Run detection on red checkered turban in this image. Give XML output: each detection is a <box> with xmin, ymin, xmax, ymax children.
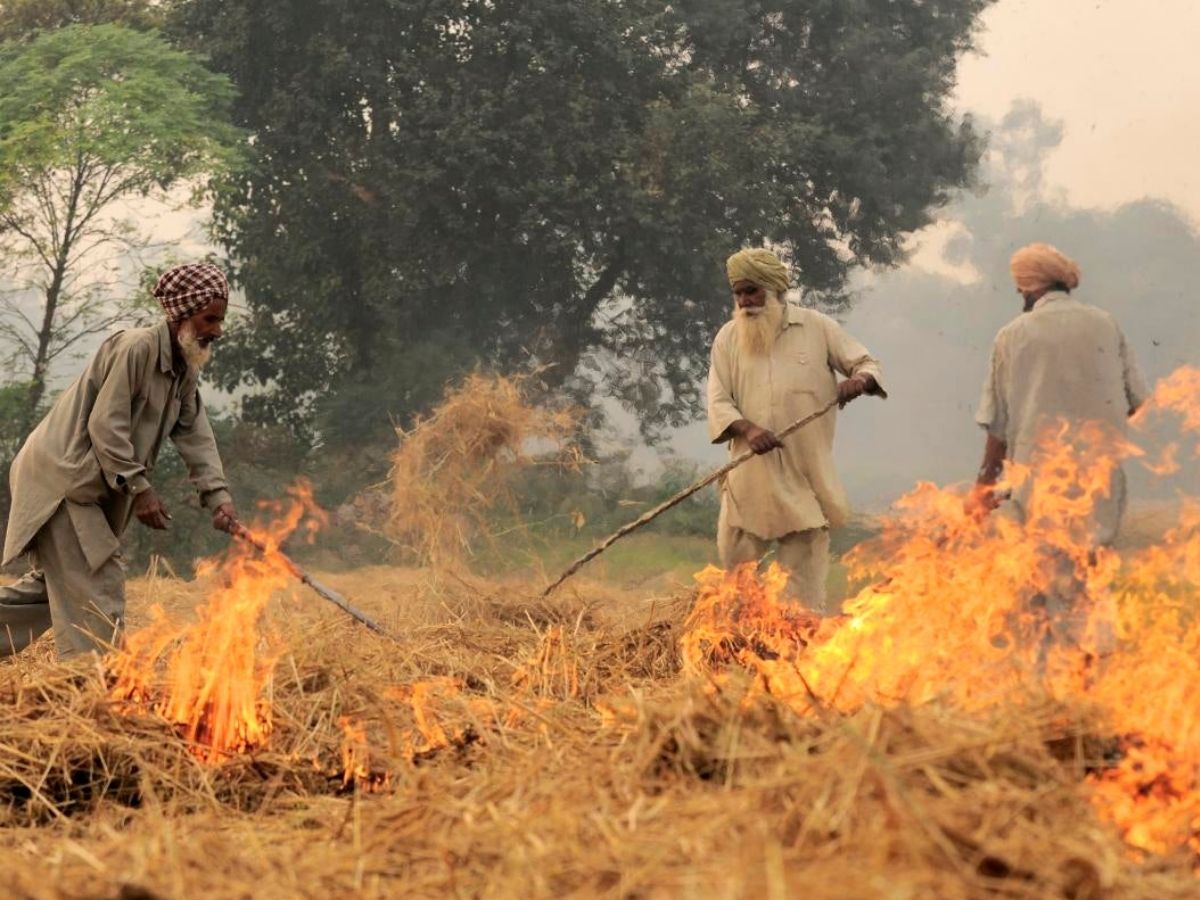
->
<box><xmin>152</xmin><ymin>263</ymin><xmax>229</xmax><ymax>322</ymax></box>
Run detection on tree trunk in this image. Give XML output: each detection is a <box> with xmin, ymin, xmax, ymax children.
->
<box><xmin>26</xmin><ymin>262</ymin><xmax>65</xmax><ymax>427</ymax></box>
<box><xmin>24</xmin><ymin>163</ymin><xmax>85</xmax><ymax>430</ymax></box>
<box><xmin>536</xmin><ymin>246</ymin><xmax>626</xmax><ymax>393</ymax></box>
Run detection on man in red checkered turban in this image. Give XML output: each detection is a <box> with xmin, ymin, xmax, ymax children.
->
<box><xmin>153</xmin><ymin>262</ymin><xmax>229</xmax><ymax>322</ymax></box>
<box><xmin>0</xmin><ymin>263</ymin><xmax>240</xmax><ymax>661</ymax></box>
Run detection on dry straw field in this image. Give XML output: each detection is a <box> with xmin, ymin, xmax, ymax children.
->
<box><xmin>3</xmin><ymin>371</ymin><xmax>1200</xmax><ymax>899</ymax></box>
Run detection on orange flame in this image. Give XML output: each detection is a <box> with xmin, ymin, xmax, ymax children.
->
<box><xmin>109</xmin><ymin>482</ymin><xmax>327</xmax><ymax>761</ymax></box>
<box><xmin>349</xmin><ymin>627</ymin><xmax>587</xmax><ymax>774</ymax></box>
<box><xmin>384</xmin><ymin>677</ymin><xmax>468</xmax><ymax>759</ymax></box>
<box><xmin>1133</xmin><ymin>366</ymin><xmax>1200</xmax><ymax>455</ymax></box>
<box><xmin>336</xmin><ymin>715</ymin><xmax>393</xmax><ymax>792</ymax></box>
<box><xmin>682</xmin><ymin>366</ymin><xmax>1200</xmax><ymax>861</ymax></box>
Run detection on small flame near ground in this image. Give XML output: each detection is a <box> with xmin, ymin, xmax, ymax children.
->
<box><xmin>108</xmin><ymin>482</ymin><xmax>327</xmax><ymax>762</ymax></box>
<box><xmin>681</xmin><ymin>366</ymin><xmax>1200</xmax><ymax>863</ymax></box>
<box><xmin>339</xmin><ymin>626</ymin><xmax>581</xmax><ymax>790</ymax></box>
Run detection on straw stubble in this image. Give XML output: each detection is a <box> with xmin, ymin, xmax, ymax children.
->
<box><xmin>0</xmin><ymin>566</ymin><xmax>1195</xmax><ymax>899</ymax></box>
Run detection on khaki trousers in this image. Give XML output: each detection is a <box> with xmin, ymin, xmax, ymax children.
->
<box><xmin>717</xmin><ymin>505</ymin><xmax>833</xmax><ymax>614</ymax></box>
<box><xmin>0</xmin><ymin>503</ymin><xmax>125</xmax><ymax>660</ymax></box>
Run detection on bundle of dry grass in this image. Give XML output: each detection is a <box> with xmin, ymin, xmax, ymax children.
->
<box><xmin>380</xmin><ymin>372</ymin><xmax>580</xmax><ymax>568</ymax></box>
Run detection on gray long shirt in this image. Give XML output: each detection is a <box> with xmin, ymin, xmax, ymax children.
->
<box><xmin>4</xmin><ymin>320</ymin><xmax>232</xmax><ymax>571</ymax></box>
<box><xmin>976</xmin><ymin>293</ymin><xmax>1149</xmax><ymax>543</ymax></box>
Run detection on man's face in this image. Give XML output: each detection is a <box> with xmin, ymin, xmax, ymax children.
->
<box><xmin>176</xmin><ymin>296</ymin><xmax>227</xmax><ymax>369</ymax></box>
<box><xmin>184</xmin><ymin>296</ymin><xmax>227</xmax><ymax>347</ymax></box>
<box><xmin>731</xmin><ymin>281</ymin><xmax>784</xmax><ymax>357</ymax></box>
<box><xmin>732</xmin><ymin>280</ymin><xmax>767</xmax><ymax>314</ymax></box>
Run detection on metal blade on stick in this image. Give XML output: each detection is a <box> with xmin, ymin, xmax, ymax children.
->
<box><xmin>233</xmin><ymin>525</ymin><xmax>395</xmax><ymax>639</ymax></box>
<box><xmin>540</xmin><ymin>399</ymin><xmax>839</xmax><ymax>598</ymax></box>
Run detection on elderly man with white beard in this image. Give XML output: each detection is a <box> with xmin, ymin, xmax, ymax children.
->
<box><xmin>0</xmin><ymin>263</ymin><xmax>240</xmax><ymax>660</ymax></box>
<box><xmin>707</xmin><ymin>248</ymin><xmax>885</xmax><ymax>613</ymax></box>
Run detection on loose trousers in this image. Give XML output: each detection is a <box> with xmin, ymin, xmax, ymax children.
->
<box><xmin>717</xmin><ymin>504</ymin><xmax>833</xmax><ymax>614</ymax></box>
<box><xmin>0</xmin><ymin>503</ymin><xmax>125</xmax><ymax>659</ymax></box>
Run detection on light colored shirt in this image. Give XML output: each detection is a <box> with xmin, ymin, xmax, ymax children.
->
<box><xmin>976</xmin><ymin>294</ymin><xmax>1148</xmax><ymax>458</ymax></box>
<box><xmin>975</xmin><ymin>293</ymin><xmax>1148</xmax><ymax>543</ymax></box>
<box><xmin>4</xmin><ymin>320</ymin><xmax>232</xmax><ymax>571</ymax></box>
<box><xmin>706</xmin><ymin>303</ymin><xmax>885</xmax><ymax>540</ymax></box>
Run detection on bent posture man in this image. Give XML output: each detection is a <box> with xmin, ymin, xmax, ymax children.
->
<box><xmin>707</xmin><ymin>248</ymin><xmax>885</xmax><ymax>613</ymax></box>
<box><xmin>972</xmin><ymin>242</ymin><xmax>1148</xmax><ymax>545</ymax></box>
<box><xmin>0</xmin><ymin>263</ymin><xmax>241</xmax><ymax>659</ymax></box>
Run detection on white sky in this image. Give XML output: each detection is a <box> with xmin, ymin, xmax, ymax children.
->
<box><xmin>954</xmin><ymin>0</ymin><xmax>1200</xmax><ymax>222</ymax></box>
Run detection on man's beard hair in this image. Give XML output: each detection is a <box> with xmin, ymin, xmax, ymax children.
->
<box><xmin>733</xmin><ymin>292</ymin><xmax>786</xmax><ymax>356</ymax></box>
<box><xmin>178</xmin><ymin>320</ymin><xmax>212</xmax><ymax>369</ymax></box>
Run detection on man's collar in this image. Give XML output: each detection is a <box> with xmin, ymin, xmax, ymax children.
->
<box><xmin>783</xmin><ymin>302</ymin><xmax>809</xmax><ymax>328</ymax></box>
<box><xmin>155</xmin><ymin>319</ymin><xmax>176</xmax><ymax>375</ymax></box>
<box><xmin>1032</xmin><ymin>291</ymin><xmax>1074</xmax><ymax>311</ymax></box>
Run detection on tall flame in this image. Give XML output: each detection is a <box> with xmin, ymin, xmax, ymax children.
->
<box><xmin>109</xmin><ymin>482</ymin><xmax>327</xmax><ymax>761</ymax></box>
<box><xmin>682</xmin><ymin>366</ymin><xmax>1200</xmax><ymax>861</ymax></box>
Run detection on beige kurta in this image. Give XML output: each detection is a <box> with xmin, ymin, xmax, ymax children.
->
<box><xmin>707</xmin><ymin>304</ymin><xmax>885</xmax><ymax>540</ymax></box>
<box><xmin>976</xmin><ymin>293</ymin><xmax>1148</xmax><ymax>544</ymax></box>
<box><xmin>3</xmin><ymin>320</ymin><xmax>232</xmax><ymax>571</ymax></box>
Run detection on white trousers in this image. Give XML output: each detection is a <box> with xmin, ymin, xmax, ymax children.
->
<box><xmin>0</xmin><ymin>503</ymin><xmax>125</xmax><ymax>660</ymax></box>
<box><xmin>717</xmin><ymin>505</ymin><xmax>832</xmax><ymax>614</ymax></box>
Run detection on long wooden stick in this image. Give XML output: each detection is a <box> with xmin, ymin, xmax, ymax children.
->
<box><xmin>233</xmin><ymin>525</ymin><xmax>396</xmax><ymax>639</ymax></box>
<box><xmin>540</xmin><ymin>399</ymin><xmax>839</xmax><ymax>598</ymax></box>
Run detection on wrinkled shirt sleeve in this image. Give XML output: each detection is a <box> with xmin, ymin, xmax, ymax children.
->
<box><xmin>87</xmin><ymin>336</ymin><xmax>153</xmax><ymax>496</ymax></box>
<box><xmin>822</xmin><ymin>316</ymin><xmax>887</xmax><ymax>397</ymax></box>
<box><xmin>1119</xmin><ymin>328</ymin><xmax>1150</xmax><ymax>414</ymax></box>
<box><xmin>976</xmin><ymin>336</ymin><xmax>1008</xmax><ymax>439</ymax></box>
<box><xmin>170</xmin><ymin>384</ymin><xmax>233</xmax><ymax>510</ymax></box>
<box><xmin>707</xmin><ymin>331</ymin><xmax>743</xmax><ymax>443</ymax></box>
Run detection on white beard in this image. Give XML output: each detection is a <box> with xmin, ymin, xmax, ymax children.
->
<box><xmin>178</xmin><ymin>320</ymin><xmax>213</xmax><ymax>369</ymax></box>
<box><xmin>733</xmin><ymin>294</ymin><xmax>786</xmax><ymax>357</ymax></box>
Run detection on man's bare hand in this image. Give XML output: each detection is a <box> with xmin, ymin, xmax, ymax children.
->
<box><xmin>726</xmin><ymin>419</ymin><xmax>783</xmax><ymax>454</ymax></box>
<box><xmin>743</xmin><ymin>424</ymin><xmax>783</xmax><ymax>454</ymax></box>
<box><xmin>837</xmin><ymin>375</ymin><xmax>869</xmax><ymax>408</ymax></box>
<box><xmin>964</xmin><ymin>483</ymin><xmax>1001</xmax><ymax>521</ymax></box>
<box><xmin>133</xmin><ymin>488</ymin><xmax>171</xmax><ymax>530</ymax></box>
<box><xmin>212</xmin><ymin>502</ymin><xmax>240</xmax><ymax>535</ymax></box>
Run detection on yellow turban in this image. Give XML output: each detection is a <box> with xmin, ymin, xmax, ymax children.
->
<box><xmin>1009</xmin><ymin>242</ymin><xmax>1081</xmax><ymax>294</ymax></box>
<box><xmin>726</xmin><ymin>248</ymin><xmax>790</xmax><ymax>294</ymax></box>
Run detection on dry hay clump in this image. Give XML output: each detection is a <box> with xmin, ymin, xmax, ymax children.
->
<box><xmin>1</xmin><ymin>568</ymin><xmax>1199</xmax><ymax>898</ymax></box>
<box><xmin>622</xmin><ymin>686</ymin><xmax>1145</xmax><ymax>899</ymax></box>
<box><xmin>382</xmin><ymin>372</ymin><xmax>580</xmax><ymax>568</ymax></box>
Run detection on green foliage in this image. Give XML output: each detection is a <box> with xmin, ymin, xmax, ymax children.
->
<box><xmin>172</xmin><ymin>0</ymin><xmax>994</xmax><ymax>441</ymax></box>
<box><xmin>0</xmin><ymin>380</ymin><xmax>34</xmax><ymax>520</ymax></box>
<box><xmin>0</xmin><ymin>0</ymin><xmax>162</xmax><ymax>42</ymax></box>
<box><xmin>0</xmin><ymin>24</ymin><xmax>239</xmax><ymax>205</ymax></box>
<box><xmin>0</xmin><ymin>380</ymin><xmax>33</xmax><ymax>461</ymax></box>
<box><xmin>0</xmin><ymin>23</ymin><xmax>242</xmax><ymax>424</ymax></box>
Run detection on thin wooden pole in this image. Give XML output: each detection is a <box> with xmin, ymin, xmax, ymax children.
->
<box><xmin>234</xmin><ymin>525</ymin><xmax>396</xmax><ymax>639</ymax></box>
<box><xmin>540</xmin><ymin>399</ymin><xmax>839</xmax><ymax>598</ymax></box>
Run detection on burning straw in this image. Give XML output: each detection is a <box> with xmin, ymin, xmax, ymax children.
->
<box><xmin>108</xmin><ymin>482</ymin><xmax>327</xmax><ymax>762</ymax></box>
<box><xmin>678</xmin><ymin>366</ymin><xmax>1200</xmax><ymax>867</ymax></box>
<box><xmin>3</xmin><ymin>369</ymin><xmax>1200</xmax><ymax>897</ymax></box>
<box><xmin>1</xmin><ymin>556</ymin><xmax>1198</xmax><ymax>897</ymax></box>
<box><xmin>383</xmin><ymin>372</ymin><xmax>580</xmax><ymax>568</ymax></box>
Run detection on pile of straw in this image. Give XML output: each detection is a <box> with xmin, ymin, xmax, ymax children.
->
<box><xmin>1</xmin><ymin>565</ymin><xmax>1198</xmax><ymax>898</ymax></box>
<box><xmin>382</xmin><ymin>373</ymin><xmax>580</xmax><ymax>567</ymax></box>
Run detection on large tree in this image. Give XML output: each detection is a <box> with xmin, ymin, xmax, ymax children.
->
<box><xmin>0</xmin><ymin>0</ymin><xmax>162</xmax><ymax>41</ymax></box>
<box><xmin>176</xmin><ymin>0</ymin><xmax>993</xmax><ymax>441</ymax></box>
<box><xmin>0</xmin><ymin>23</ymin><xmax>240</xmax><ymax>428</ymax></box>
